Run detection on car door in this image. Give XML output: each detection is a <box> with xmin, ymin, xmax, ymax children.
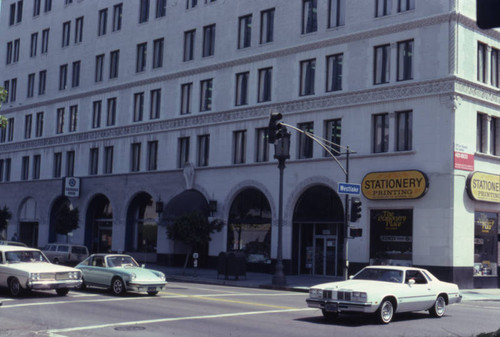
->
<box><xmin>401</xmin><ymin>270</ymin><xmax>435</xmax><ymax>311</ymax></box>
<box><xmin>82</xmin><ymin>256</ymin><xmax>109</xmax><ymax>286</ymax></box>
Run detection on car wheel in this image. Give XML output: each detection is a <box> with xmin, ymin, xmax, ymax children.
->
<box><xmin>8</xmin><ymin>278</ymin><xmax>24</xmax><ymax>297</ymax></box>
<box><xmin>321</xmin><ymin>309</ymin><xmax>338</xmax><ymax>321</ymax></box>
<box><xmin>429</xmin><ymin>295</ymin><xmax>446</xmax><ymax>318</ymax></box>
<box><xmin>56</xmin><ymin>288</ymin><xmax>69</xmax><ymax>296</ymax></box>
<box><xmin>111</xmin><ymin>277</ymin><xmax>126</xmax><ymax>296</ymax></box>
<box><xmin>377</xmin><ymin>299</ymin><xmax>394</xmax><ymax>324</ymax></box>
<box><xmin>147</xmin><ymin>290</ymin><xmax>159</xmax><ymax>296</ymax></box>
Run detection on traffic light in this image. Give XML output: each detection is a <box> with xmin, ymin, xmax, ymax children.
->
<box><xmin>477</xmin><ymin>0</ymin><xmax>500</xmax><ymax>29</ymax></box>
<box><xmin>349</xmin><ymin>227</ymin><xmax>363</xmax><ymax>238</ymax></box>
<box><xmin>350</xmin><ymin>197</ymin><xmax>362</xmax><ymax>222</ymax></box>
<box><xmin>268</xmin><ymin>112</ymin><xmax>283</xmax><ymax>144</ymax></box>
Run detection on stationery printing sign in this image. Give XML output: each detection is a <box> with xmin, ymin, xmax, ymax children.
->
<box><xmin>362</xmin><ymin>170</ymin><xmax>428</xmax><ymax>200</ymax></box>
<box><xmin>466</xmin><ymin>172</ymin><xmax>500</xmax><ymax>203</ymax></box>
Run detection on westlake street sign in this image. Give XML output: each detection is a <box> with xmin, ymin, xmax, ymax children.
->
<box><xmin>338</xmin><ymin>182</ymin><xmax>361</xmax><ymax>195</ymax></box>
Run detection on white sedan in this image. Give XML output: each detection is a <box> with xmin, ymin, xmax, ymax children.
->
<box><xmin>0</xmin><ymin>246</ymin><xmax>82</xmax><ymax>297</ymax></box>
<box><xmin>306</xmin><ymin>265</ymin><xmax>462</xmax><ymax>324</ymax></box>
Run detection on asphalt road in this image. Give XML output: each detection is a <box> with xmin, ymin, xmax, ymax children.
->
<box><xmin>0</xmin><ymin>282</ymin><xmax>499</xmax><ymax>337</ymax></box>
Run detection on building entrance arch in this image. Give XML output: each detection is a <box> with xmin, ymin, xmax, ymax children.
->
<box><xmin>85</xmin><ymin>194</ymin><xmax>113</xmax><ymax>253</ymax></box>
<box><xmin>18</xmin><ymin>197</ymin><xmax>39</xmax><ymax>247</ymax></box>
<box><xmin>126</xmin><ymin>192</ymin><xmax>159</xmax><ymax>253</ymax></box>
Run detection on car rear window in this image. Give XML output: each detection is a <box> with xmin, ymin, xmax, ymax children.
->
<box><xmin>72</xmin><ymin>246</ymin><xmax>88</xmax><ymax>255</ymax></box>
<box><xmin>57</xmin><ymin>246</ymin><xmax>69</xmax><ymax>252</ymax></box>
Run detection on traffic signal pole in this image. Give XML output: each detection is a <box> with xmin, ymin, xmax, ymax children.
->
<box><xmin>343</xmin><ymin>146</ymin><xmax>350</xmax><ymax>280</ymax></box>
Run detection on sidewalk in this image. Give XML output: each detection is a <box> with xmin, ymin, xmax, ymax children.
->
<box><xmin>151</xmin><ymin>265</ymin><xmax>500</xmax><ymax>302</ymax></box>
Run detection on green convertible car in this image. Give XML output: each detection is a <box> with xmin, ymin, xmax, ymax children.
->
<box><xmin>76</xmin><ymin>254</ymin><xmax>167</xmax><ymax>296</ymax></box>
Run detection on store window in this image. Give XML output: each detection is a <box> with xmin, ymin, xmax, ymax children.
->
<box><xmin>474</xmin><ymin>212</ymin><xmax>498</xmax><ymax>277</ymax></box>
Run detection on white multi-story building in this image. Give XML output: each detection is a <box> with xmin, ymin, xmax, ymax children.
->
<box><xmin>1</xmin><ymin>0</ymin><xmax>499</xmax><ymax>288</ymax></box>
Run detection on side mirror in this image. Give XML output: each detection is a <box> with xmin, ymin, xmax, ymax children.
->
<box><xmin>141</xmin><ymin>264</ymin><xmax>146</xmax><ymax>268</ymax></box>
<box><xmin>408</xmin><ymin>278</ymin><xmax>415</xmax><ymax>286</ymax></box>
<box><xmin>349</xmin><ymin>275</ymin><xmax>354</xmax><ymax>280</ymax></box>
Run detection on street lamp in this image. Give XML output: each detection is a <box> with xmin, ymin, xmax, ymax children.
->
<box><xmin>272</xmin><ymin>129</ymin><xmax>290</xmax><ymax>286</ymax></box>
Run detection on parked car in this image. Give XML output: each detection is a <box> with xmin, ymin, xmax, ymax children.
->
<box><xmin>306</xmin><ymin>265</ymin><xmax>462</xmax><ymax>324</ymax></box>
<box><xmin>0</xmin><ymin>240</ymin><xmax>27</xmax><ymax>247</ymax></box>
<box><xmin>42</xmin><ymin>243</ymin><xmax>89</xmax><ymax>265</ymax></box>
<box><xmin>76</xmin><ymin>254</ymin><xmax>167</xmax><ymax>296</ymax></box>
<box><xmin>0</xmin><ymin>245</ymin><xmax>82</xmax><ymax>297</ymax></box>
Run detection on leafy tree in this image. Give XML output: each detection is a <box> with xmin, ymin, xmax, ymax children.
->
<box><xmin>54</xmin><ymin>204</ymin><xmax>80</xmax><ymax>243</ymax></box>
<box><xmin>0</xmin><ymin>86</ymin><xmax>7</xmax><ymax>128</ymax></box>
<box><xmin>0</xmin><ymin>206</ymin><xmax>12</xmax><ymax>240</ymax></box>
<box><xmin>167</xmin><ymin>211</ymin><xmax>224</xmax><ymax>271</ymax></box>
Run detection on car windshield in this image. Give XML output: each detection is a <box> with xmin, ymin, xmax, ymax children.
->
<box><xmin>106</xmin><ymin>256</ymin><xmax>139</xmax><ymax>268</ymax></box>
<box><xmin>6</xmin><ymin>250</ymin><xmax>49</xmax><ymax>263</ymax></box>
<box><xmin>353</xmin><ymin>268</ymin><xmax>403</xmax><ymax>283</ymax></box>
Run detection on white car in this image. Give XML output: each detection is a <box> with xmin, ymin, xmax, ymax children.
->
<box><xmin>306</xmin><ymin>265</ymin><xmax>462</xmax><ymax>324</ymax></box>
<box><xmin>0</xmin><ymin>246</ymin><xmax>82</xmax><ymax>297</ymax></box>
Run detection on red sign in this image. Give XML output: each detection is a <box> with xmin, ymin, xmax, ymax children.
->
<box><xmin>454</xmin><ymin>152</ymin><xmax>474</xmax><ymax>171</ymax></box>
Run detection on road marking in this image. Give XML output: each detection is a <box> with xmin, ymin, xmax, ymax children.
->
<box><xmin>40</xmin><ymin>308</ymin><xmax>316</xmax><ymax>335</ymax></box>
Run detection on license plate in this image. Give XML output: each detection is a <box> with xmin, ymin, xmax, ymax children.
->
<box><xmin>325</xmin><ymin>303</ymin><xmax>338</xmax><ymax>312</ymax></box>
<box><xmin>148</xmin><ymin>287</ymin><xmax>156</xmax><ymax>292</ymax></box>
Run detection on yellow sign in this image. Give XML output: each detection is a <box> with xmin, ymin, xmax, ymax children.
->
<box><xmin>362</xmin><ymin>170</ymin><xmax>428</xmax><ymax>200</ymax></box>
<box><xmin>467</xmin><ymin>172</ymin><xmax>500</xmax><ymax>203</ymax></box>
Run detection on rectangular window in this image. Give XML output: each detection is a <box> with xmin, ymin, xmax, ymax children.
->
<box><xmin>103</xmin><ymin>146</ymin><xmax>114</xmax><ymax>174</ymax></box>
<box><xmin>178</xmin><ymin>137</ymin><xmax>190</xmax><ymax>168</ymax></box>
<box><xmin>186</xmin><ymin>0</ymin><xmax>198</xmax><ymax>9</ymax></box>
<box><xmin>474</xmin><ymin>212</ymin><xmax>498</xmax><ymax>277</ymax></box>
<box><xmin>136</xmin><ymin>42</ymin><xmax>147</xmax><ymax>72</ymax></box>
<box><xmin>477</xmin><ymin>113</ymin><xmax>487</xmax><ymax>153</ymax></box>
<box><xmin>374</xmin><ymin>44</ymin><xmax>390</xmax><ymax>84</ymax></box>
<box><xmin>197</xmin><ymin>135</ymin><xmax>210</xmax><ymax>167</ymax></box>
<box><xmin>59</xmin><ymin>64</ymin><xmax>68</xmax><ymax>90</ymax></box>
<box><xmin>298</xmin><ymin>122</ymin><xmax>314</xmax><ymax>159</ymax></box>
<box><xmin>376</xmin><ymin>0</ymin><xmax>392</xmax><ymax>17</ymax></box>
<box><xmin>139</xmin><ymin>0</ymin><xmax>150</xmax><ymax>23</ymax></box>
<box><xmin>373</xmin><ymin>113</ymin><xmax>389</xmax><ymax>153</ymax></box>
<box><xmin>260</xmin><ymin>8</ymin><xmax>274</xmax><ymax>44</ymax></box>
<box><xmin>56</xmin><ymin>108</ymin><xmax>64</xmax><ymax>134</ymax></box>
<box><xmin>302</xmin><ymin>0</ymin><xmax>317</xmax><ymax>34</ymax></box>
<box><xmin>27</xmin><ymin>73</ymin><xmax>35</xmax><ymax>98</ymax></box>
<box><xmin>44</xmin><ymin>0</ymin><xmax>52</xmax><ymax>12</ymax></box>
<box><xmin>41</xmin><ymin>29</ymin><xmax>49</xmax><ymax>54</ymax></box>
<box><xmin>16</xmin><ymin>1</ymin><xmax>23</xmax><ymax>23</ymax></box>
<box><xmin>183</xmin><ymin>30</ymin><xmax>195</xmax><ymax>61</ymax></box>
<box><xmin>110</xmin><ymin>50</ymin><xmax>119</xmax><ymax>78</ymax></box>
<box><xmin>131</xmin><ymin>143</ymin><xmax>141</xmax><ymax>172</ymax></box>
<box><xmin>6</xmin><ymin>41</ymin><xmax>13</xmax><ymax>65</ymax></box>
<box><xmin>478</xmin><ymin>42</ymin><xmax>487</xmax><ymax>83</ymax></box>
<box><xmin>38</xmin><ymin>70</ymin><xmax>46</xmax><ymax>95</ymax></box>
<box><xmin>200</xmin><ymin>79</ymin><xmax>213</xmax><ymax>111</ymax></box>
<box><xmin>397</xmin><ymin>40</ymin><xmax>413</xmax><ymax>81</ymax></box>
<box><xmin>92</xmin><ymin>101</ymin><xmax>102</xmax><ymax>128</ymax></box>
<box><xmin>21</xmin><ymin>156</ymin><xmax>30</xmax><ymax>181</ymax></box>
<box><xmin>233</xmin><ymin>130</ymin><xmax>247</xmax><ymax>164</ymax></box>
<box><xmin>3</xmin><ymin>81</ymin><xmax>9</xmax><ymax>104</ymax></box>
<box><xmin>324</xmin><ymin>119</ymin><xmax>341</xmax><ymax>156</ymax></box>
<box><xmin>152</xmin><ymin>38</ymin><xmax>164</xmax><ymax>68</ymax></box>
<box><xmin>255</xmin><ymin>128</ymin><xmax>269</xmax><ymax>162</ymax></box>
<box><xmin>24</xmin><ymin>114</ymin><xmax>32</xmax><ymax>139</ymax></box>
<box><xmin>36</xmin><ymin>111</ymin><xmax>44</xmax><ymax>137</ymax></box>
<box><xmin>491</xmin><ymin>117</ymin><xmax>499</xmax><ymax>155</ymax></box>
<box><xmin>53</xmin><ymin>152</ymin><xmax>62</xmax><ymax>178</ymax></box>
<box><xmin>7</xmin><ymin>118</ymin><xmax>14</xmax><ymax>142</ymax></box>
<box><xmin>235</xmin><ymin>72</ymin><xmax>249</xmax><ymax>106</ymax></box>
<box><xmin>238</xmin><ymin>15</ymin><xmax>252</xmax><ymax>49</ymax></box>
<box><xmin>156</xmin><ymin>0</ymin><xmax>167</xmax><ymax>18</ymax></box>
<box><xmin>326</xmin><ymin>53</ymin><xmax>343</xmax><ymax>92</ymax></box>
<box><xmin>0</xmin><ymin>126</ymin><xmax>6</xmax><ymax>143</ymax></box>
<box><xmin>202</xmin><ymin>24</ymin><xmax>216</xmax><ymax>57</ymax></box>
<box><xmin>398</xmin><ymin>0</ymin><xmax>414</xmax><ymax>12</ymax></box>
<box><xmin>62</xmin><ymin>21</ymin><xmax>71</xmax><ymax>47</ymax></box>
<box><xmin>181</xmin><ymin>83</ymin><xmax>192</xmax><ymax>115</ymax></box>
<box><xmin>95</xmin><ymin>54</ymin><xmax>104</xmax><ymax>82</ymax></box>
<box><xmin>32</xmin><ymin>155</ymin><xmax>41</xmax><ymax>180</ymax></box>
<box><xmin>300</xmin><ymin>59</ymin><xmax>316</xmax><ymax>96</ymax></box>
<box><xmin>30</xmin><ymin>33</ymin><xmax>38</xmax><ymax>57</ymax></box>
<box><xmin>491</xmin><ymin>48</ymin><xmax>499</xmax><ymax>88</ymax></box>
<box><xmin>0</xmin><ymin>160</ymin><xmax>3</xmax><ymax>182</ymax></box>
<box><xmin>147</xmin><ymin>140</ymin><xmax>158</xmax><ymax>171</ymax></box>
<box><xmin>258</xmin><ymin>67</ymin><xmax>272</xmax><ymax>102</ymax></box>
<box><xmin>69</xmin><ymin>105</ymin><xmax>78</xmax><ymax>132</ymax></box>
<box><xmin>66</xmin><ymin>151</ymin><xmax>75</xmax><ymax>177</ymax></box>
<box><xmin>112</xmin><ymin>4</ymin><xmax>122</xmax><ymax>32</ymax></box>
<box><xmin>13</xmin><ymin>39</ymin><xmax>20</xmax><ymax>63</ymax></box>
<box><xmin>133</xmin><ymin>92</ymin><xmax>144</xmax><ymax>122</ymax></box>
<box><xmin>107</xmin><ymin>98</ymin><xmax>116</xmax><ymax>126</ymax></box>
<box><xmin>328</xmin><ymin>0</ymin><xmax>345</xmax><ymax>27</ymax></box>
<box><xmin>34</xmin><ymin>0</ymin><xmax>41</xmax><ymax>16</ymax></box>
<box><xmin>98</xmin><ymin>8</ymin><xmax>108</xmax><ymax>36</ymax></box>
<box><xmin>75</xmin><ymin>17</ymin><xmax>84</xmax><ymax>43</ymax></box>
<box><xmin>4</xmin><ymin>159</ymin><xmax>11</xmax><ymax>182</ymax></box>
<box><xmin>9</xmin><ymin>79</ymin><xmax>17</xmax><ymax>102</ymax></box>
<box><xmin>72</xmin><ymin>61</ymin><xmax>81</xmax><ymax>88</ymax></box>
<box><xmin>150</xmin><ymin>89</ymin><xmax>161</xmax><ymax>119</ymax></box>
<box><xmin>396</xmin><ymin>110</ymin><xmax>412</xmax><ymax>151</ymax></box>
<box><xmin>9</xmin><ymin>4</ymin><xmax>15</xmax><ymax>26</ymax></box>
<box><xmin>89</xmin><ymin>148</ymin><xmax>99</xmax><ymax>175</ymax></box>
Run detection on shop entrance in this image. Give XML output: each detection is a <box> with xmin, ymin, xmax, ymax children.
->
<box><xmin>85</xmin><ymin>194</ymin><xmax>113</xmax><ymax>253</ymax></box>
<box><xmin>313</xmin><ymin>234</ymin><xmax>337</xmax><ymax>276</ymax></box>
<box><xmin>19</xmin><ymin>222</ymin><xmax>38</xmax><ymax>247</ymax></box>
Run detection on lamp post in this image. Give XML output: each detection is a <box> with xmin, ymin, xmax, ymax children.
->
<box><xmin>272</xmin><ymin>129</ymin><xmax>290</xmax><ymax>286</ymax></box>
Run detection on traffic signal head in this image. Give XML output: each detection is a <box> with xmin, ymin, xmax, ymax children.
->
<box><xmin>268</xmin><ymin>112</ymin><xmax>283</xmax><ymax>144</ymax></box>
<box><xmin>349</xmin><ymin>227</ymin><xmax>363</xmax><ymax>238</ymax></box>
<box><xmin>350</xmin><ymin>197</ymin><xmax>362</xmax><ymax>222</ymax></box>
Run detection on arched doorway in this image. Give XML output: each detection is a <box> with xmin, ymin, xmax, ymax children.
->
<box><xmin>49</xmin><ymin>196</ymin><xmax>72</xmax><ymax>244</ymax></box>
<box><xmin>227</xmin><ymin>188</ymin><xmax>272</xmax><ymax>266</ymax></box>
<box><xmin>85</xmin><ymin>194</ymin><xmax>113</xmax><ymax>253</ymax></box>
<box><xmin>126</xmin><ymin>192</ymin><xmax>159</xmax><ymax>254</ymax></box>
<box><xmin>18</xmin><ymin>197</ymin><xmax>39</xmax><ymax>247</ymax></box>
<box><xmin>292</xmin><ymin>185</ymin><xmax>344</xmax><ymax>276</ymax></box>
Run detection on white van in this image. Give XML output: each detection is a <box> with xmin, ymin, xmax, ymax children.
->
<box><xmin>42</xmin><ymin>244</ymin><xmax>89</xmax><ymax>265</ymax></box>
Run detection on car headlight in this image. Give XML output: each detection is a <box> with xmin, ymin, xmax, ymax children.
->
<box><xmin>69</xmin><ymin>271</ymin><xmax>81</xmax><ymax>279</ymax></box>
<box><xmin>154</xmin><ymin>272</ymin><xmax>166</xmax><ymax>281</ymax></box>
<box><xmin>309</xmin><ymin>288</ymin><xmax>323</xmax><ymax>299</ymax></box>
<box><xmin>130</xmin><ymin>273</ymin><xmax>137</xmax><ymax>280</ymax></box>
<box><xmin>351</xmin><ymin>291</ymin><xmax>367</xmax><ymax>302</ymax></box>
<box><xmin>30</xmin><ymin>273</ymin><xmax>40</xmax><ymax>281</ymax></box>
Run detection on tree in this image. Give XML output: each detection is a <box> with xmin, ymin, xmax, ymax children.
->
<box><xmin>0</xmin><ymin>86</ymin><xmax>7</xmax><ymax>128</ymax></box>
<box><xmin>166</xmin><ymin>211</ymin><xmax>224</xmax><ymax>271</ymax></box>
<box><xmin>54</xmin><ymin>204</ymin><xmax>80</xmax><ymax>243</ymax></box>
<box><xmin>0</xmin><ymin>206</ymin><xmax>13</xmax><ymax>240</ymax></box>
